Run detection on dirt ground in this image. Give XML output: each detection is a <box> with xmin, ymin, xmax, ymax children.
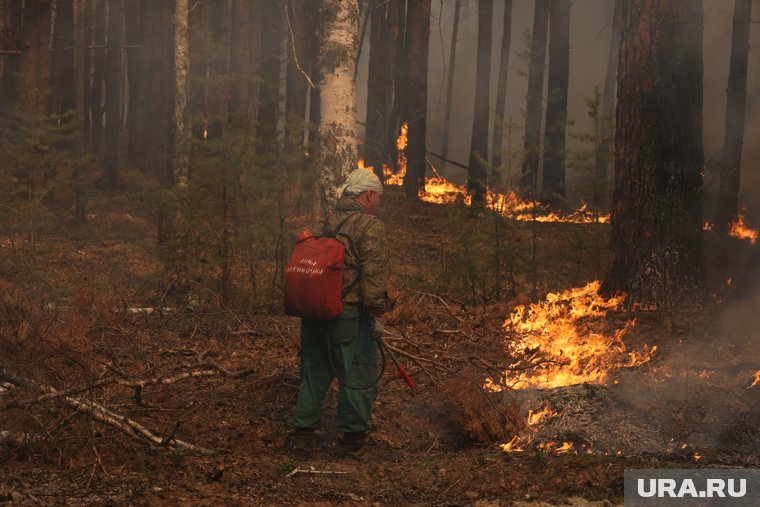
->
<box><xmin>1</xmin><ymin>187</ymin><xmax>758</xmax><ymax>505</ymax></box>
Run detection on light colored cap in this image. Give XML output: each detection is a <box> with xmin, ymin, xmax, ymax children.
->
<box><xmin>338</xmin><ymin>168</ymin><xmax>384</xmax><ymax>197</ymax></box>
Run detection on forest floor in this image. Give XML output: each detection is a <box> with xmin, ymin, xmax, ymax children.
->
<box><xmin>1</xmin><ymin>185</ymin><xmax>759</xmax><ymax>506</ymax></box>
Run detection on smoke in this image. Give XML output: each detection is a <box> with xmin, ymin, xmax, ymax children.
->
<box><xmin>356</xmin><ymin>0</ymin><xmax>759</xmax><ymax>213</ymax></box>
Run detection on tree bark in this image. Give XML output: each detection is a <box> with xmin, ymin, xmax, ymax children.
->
<box><xmin>608</xmin><ymin>0</ymin><xmax>705</xmax><ymax>309</ymax></box>
<box><xmin>52</xmin><ymin>0</ymin><xmax>77</xmax><ymax>117</ymax></box>
<box><xmin>440</xmin><ymin>0</ymin><xmax>462</xmax><ymax>165</ymax></box>
<box><xmin>20</xmin><ymin>0</ymin><xmax>51</xmax><ymax>116</ymax></box>
<box><xmin>258</xmin><ymin>0</ymin><xmax>282</xmax><ymax>151</ymax></box>
<box><xmin>519</xmin><ymin>0</ymin><xmax>550</xmax><ymax>196</ymax></box>
<box><xmin>403</xmin><ymin>0</ymin><xmax>430</xmax><ymax>199</ymax></box>
<box><xmin>387</xmin><ymin>0</ymin><xmax>408</xmax><ymax>171</ymax></box>
<box><xmin>593</xmin><ymin>0</ymin><xmax>622</xmax><ymax>208</ymax></box>
<box><xmin>365</xmin><ymin>0</ymin><xmax>395</xmax><ymax>179</ymax></box>
<box><xmin>83</xmin><ymin>0</ymin><xmax>93</xmax><ymax>143</ymax></box>
<box><xmin>541</xmin><ymin>0</ymin><xmax>570</xmax><ymax>204</ymax></box>
<box><xmin>104</xmin><ymin>0</ymin><xmax>122</xmax><ymax>187</ymax></box>
<box><xmin>467</xmin><ymin>0</ymin><xmax>492</xmax><ymax>209</ymax></box>
<box><xmin>91</xmin><ymin>0</ymin><xmax>106</xmax><ymax>153</ymax></box>
<box><xmin>0</xmin><ymin>0</ymin><xmax>22</xmax><ymax>118</ymax></box>
<box><xmin>491</xmin><ymin>0</ymin><xmax>513</xmax><ymax>171</ymax></box>
<box><xmin>314</xmin><ymin>0</ymin><xmax>359</xmax><ymax>214</ymax></box>
<box><xmin>124</xmin><ymin>0</ymin><xmax>141</xmax><ymax>164</ymax></box>
<box><xmin>172</xmin><ymin>0</ymin><xmax>189</xmax><ymax>189</ymax></box>
<box><xmin>228</xmin><ymin>0</ymin><xmax>260</xmax><ymax>130</ymax></box>
<box><xmin>285</xmin><ymin>0</ymin><xmax>310</xmax><ymax>150</ymax></box>
<box><xmin>714</xmin><ymin>0</ymin><xmax>752</xmax><ymax>234</ymax></box>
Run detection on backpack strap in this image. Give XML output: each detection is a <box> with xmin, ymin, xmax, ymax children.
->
<box><xmin>321</xmin><ymin>212</ymin><xmax>358</xmax><ymax>238</ymax></box>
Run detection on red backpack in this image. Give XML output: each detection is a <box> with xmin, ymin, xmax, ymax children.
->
<box><xmin>284</xmin><ymin>215</ymin><xmax>355</xmax><ymax>320</ymax></box>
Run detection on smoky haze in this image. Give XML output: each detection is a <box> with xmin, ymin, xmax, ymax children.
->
<box><xmin>356</xmin><ymin>0</ymin><xmax>760</xmax><ymax>219</ymax></box>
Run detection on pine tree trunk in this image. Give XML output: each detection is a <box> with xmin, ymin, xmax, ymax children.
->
<box><xmin>285</xmin><ymin>0</ymin><xmax>310</xmax><ymax>150</ymax></box>
<box><xmin>491</xmin><ymin>0</ymin><xmax>513</xmax><ymax>171</ymax></box>
<box><xmin>714</xmin><ymin>0</ymin><xmax>751</xmax><ymax>234</ymax></box>
<box><xmin>519</xmin><ymin>0</ymin><xmax>550</xmax><ymax>196</ymax></box>
<box><xmin>541</xmin><ymin>0</ymin><xmax>570</xmax><ymax>205</ymax></box>
<box><xmin>83</xmin><ymin>0</ymin><xmax>93</xmax><ymax>143</ymax></box>
<box><xmin>258</xmin><ymin>1</ymin><xmax>282</xmax><ymax>151</ymax></box>
<box><xmin>608</xmin><ymin>0</ymin><xmax>705</xmax><ymax>309</ymax></box>
<box><xmin>387</xmin><ymin>0</ymin><xmax>408</xmax><ymax>171</ymax></box>
<box><xmin>440</xmin><ymin>0</ymin><xmax>462</xmax><ymax>165</ymax></box>
<box><xmin>0</xmin><ymin>0</ymin><xmax>22</xmax><ymax>117</ymax></box>
<box><xmin>52</xmin><ymin>0</ymin><xmax>77</xmax><ymax>117</ymax></box>
<box><xmin>104</xmin><ymin>0</ymin><xmax>121</xmax><ymax>187</ymax></box>
<box><xmin>314</xmin><ymin>0</ymin><xmax>359</xmax><ymax>214</ymax></box>
<box><xmin>229</xmin><ymin>0</ymin><xmax>260</xmax><ymax>130</ymax></box>
<box><xmin>365</xmin><ymin>0</ymin><xmax>394</xmax><ymax>179</ymax></box>
<box><xmin>403</xmin><ymin>0</ymin><xmax>430</xmax><ymax>199</ymax></box>
<box><xmin>91</xmin><ymin>0</ymin><xmax>106</xmax><ymax>153</ymax></box>
<box><xmin>124</xmin><ymin>0</ymin><xmax>141</xmax><ymax>164</ymax></box>
<box><xmin>20</xmin><ymin>0</ymin><xmax>51</xmax><ymax>116</ymax></box>
<box><xmin>467</xmin><ymin>0</ymin><xmax>492</xmax><ymax>209</ymax></box>
<box><xmin>593</xmin><ymin>0</ymin><xmax>622</xmax><ymax>208</ymax></box>
<box><xmin>172</xmin><ymin>0</ymin><xmax>189</xmax><ymax>189</ymax></box>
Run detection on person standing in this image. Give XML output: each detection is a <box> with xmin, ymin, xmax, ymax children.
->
<box><xmin>292</xmin><ymin>169</ymin><xmax>389</xmax><ymax>459</ymax></box>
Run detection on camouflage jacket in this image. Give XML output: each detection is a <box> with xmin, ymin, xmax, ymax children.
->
<box><xmin>323</xmin><ymin>196</ymin><xmax>389</xmax><ymax>317</ymax></box>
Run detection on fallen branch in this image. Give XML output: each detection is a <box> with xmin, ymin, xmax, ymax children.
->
<box><xmin>286</xmin><ymin>466</ymin><xmax>350</xmax><ymax>478</ymax></box>
<box><xmin>0</xmin><ymin>367</ymin><xmax>212</xmax><ymax>455</ymax></box>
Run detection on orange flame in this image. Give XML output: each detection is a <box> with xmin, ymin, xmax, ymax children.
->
<box><xmin>383</xmin><ymin>125</ymin><xmax>609</xmax><ymax>223</ymax></box>
<box><xmin>748</xmin><ymin>370</ymin><xmax>760</xmax><ymax>389</ymax></box>
<box><xmin>489</xmin><ymin>281</ymin><xmax>656</xmax><ymax>390</ymax></box>
<box><xmin>728</xmin><ymin>214</ymin><xmax>758</xmax><ymax>244</ymax></box>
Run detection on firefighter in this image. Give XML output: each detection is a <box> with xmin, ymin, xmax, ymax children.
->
<box><xmin>291</xmin><ymin>169</ymin><xmax>389</xmax><ymax>459</ymax></box>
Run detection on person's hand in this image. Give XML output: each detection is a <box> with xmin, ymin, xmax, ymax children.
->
<box><xmin>371</xmin><ymin>318</ymin><xmax>385</xmax><ymax>338</ymax></box>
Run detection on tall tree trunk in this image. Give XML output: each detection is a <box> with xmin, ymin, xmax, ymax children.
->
<box><xmin>540</xmin><ymin>0</ymin><xmax>570</xmax><ymax>205</ymax></box>
<box><xmin>52</xmin><ymin>0</ymin><xmax>77</xmax><ymax>117</ymax></box>
<box><xmin>20</xmin><ymin>0</ymin><xmax>51</xmax><ymax>117</ymax></box>
<box><xmin>491</xmin><ymin>0</ymin><xmax>513</xmax><ymax>172</ymax></box>
<box><xmin>593</xmin><ymin>0</ymin><xmax>622</xmax><ymax>208</ymax></box>
<box><xmin>172</xmin><ymin>0</ymin><xmax>189</xmax><ymax>189</ymax></box>
<box><xmin>440</xmin><ymin>0</ymin><xmax>462</xmax><ymax>165</ymax></box>
<box><xmin>258</xmin><ymin>1</ymin><xmax>282</xmax><ymax>151</ymax></box>
<box><xmin>91</xmin><ymin>0</ymin><xmax>106</xmax><ymax>153</ymax></box>
<box><xmin>608</xmin><ymin>0</ymin><xmax>705</xmax><ymax>309</ymax></box>
<box><xmin>365</xmin><ymin>0</ymin><xmax>395</xmax><ymax>179</ymax></box>
<box><xmin>0</xmin><ymin>0</ymin><xmax>22</xmax><ymax>118</ymax></box>
<box><xmin>467</xmin><ymin>0</ymin><xmax>492</xmax><ymax>209</ymax></box>
<box><xmin>228</xmin><ymin>0</ymin><xmax>260</xmax><ymax>130</ymax></box>
<box><xmin>519</xmin><ymin>0</ymin><xmax>550</xmax><ymax>196</ymax></box>
<box><xmin>714</xmin><ymin>0</ymin><xmax>752</xmax><ymax>234</ymax></box>
<box><xmin>124</xmin><ymin>0</ymin><xmax>141</xmax><ymax>164</ymax></box>
<box><xmin>137</xmin><ymin>0</ymin><xmax>171</xmax><ymax>241</ymax></box>
<box><xmin>284</xmin><ymin>0</ymin><xmax>310</xmax><ymax>150</ymax></box>
<box><xmin>387</xmin><ymin>0</ymin><xmax>408</xmax><ymax>171</ymax></box>
<box><xmin>314</xmin><ymin>0</ymin><xmax>359</xmax><ymax>214</ymax></box>
<box><xmin>403</xmin><ymin>0</ymin><xmax>430</xmax><ymax>199</ymax></box>
<box><xmin>83</xmin><ymin>0</ymin><xmax>93</xmax><ymax>143</ymax></box>
<box><xmin>104</xmin><ymin>0</ymin><xmax>121</xmax><ymax>187</ymax></box>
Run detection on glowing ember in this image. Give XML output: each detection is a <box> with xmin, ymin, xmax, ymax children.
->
<box><xmin>747</xmin><ymin>370</ymin><xmax>760</xmax><ymax>389</ymax></box>
<box><xmin>555</xmin><ymin>442</ymin><xmax>574</xmax><ymax>454</ymax></box>
<box><xmin>491</xmin><ymin>281</ymin><xmax>656</xmax><ymax>390</ymax></box>
<box><xmin>728</xmin><ymin>214</ymin><xmax>758</xmax><ymax>244</ymax></box>
<box><xmin>500</xmin><ymin>436</ymin><xmax>525</xmax><ymax>453</ymax></box>
<box><xmin>703</xmin><ymin>222</ymin><xmax>713</xmax><ymax>232</ymax></box>
<box><xmin>693</xmin><ymin>452</ymin><xmax>702</xmax><ymax>462</ymax></box>
<box><xmin>528</xmin><ymin>406</ymin><xmax>554</xmax><ymax>427</ymax></box>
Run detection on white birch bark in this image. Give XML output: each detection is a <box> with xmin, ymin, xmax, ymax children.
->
<box><xmin>315</xmin><ymin>0</ymin><xmax>360</xmax><ymax>214</ymax></box>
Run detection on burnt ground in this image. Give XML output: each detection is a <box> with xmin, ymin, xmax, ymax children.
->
<box><xmin>1</xmin><ymin>186</ymin><xmax>759</xmax><ymax>505</ymax></box>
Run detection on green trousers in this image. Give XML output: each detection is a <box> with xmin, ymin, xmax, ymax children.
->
<box><xmin>292</xmin><ymin>310</ymin><xmax>378</xmax><ymax>433</ymax></box>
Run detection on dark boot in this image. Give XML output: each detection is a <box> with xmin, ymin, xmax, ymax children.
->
<box><xmin>341</xmin><ymin>431</ymin><xmax>367</xmax><ymax>460</ymax></box>
<box><xmin>291</xmin><ymin>427</ymin><xmax>315</xmax><ymax>459</ymax></box>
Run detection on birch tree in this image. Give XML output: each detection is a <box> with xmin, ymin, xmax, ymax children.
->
<box><xmin>314</xmin><ymin>0</ymin><xmax>360</xmax><ymax>214</ymax></box>
<box><xmin>173</xmin><ymin>0</ymin><xmax>189</xmax><ymax>189</ymax></box>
